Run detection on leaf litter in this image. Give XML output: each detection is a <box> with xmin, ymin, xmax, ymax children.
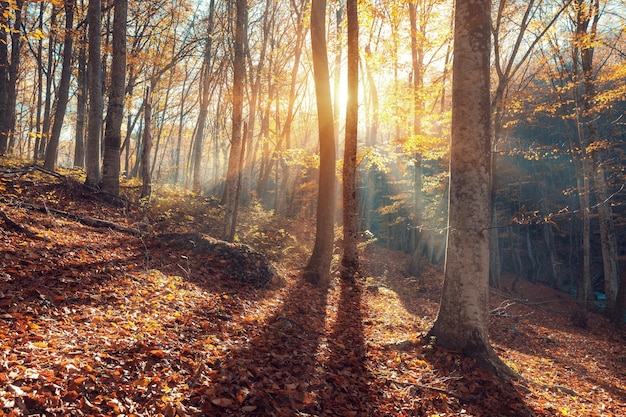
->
<box><xmin>0</xmin><ymin>165</ymin><xmax>625</xmax><ymax>416</ymax></box>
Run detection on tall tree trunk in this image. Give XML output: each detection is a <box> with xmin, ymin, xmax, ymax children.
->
<box><xmin>173</xmin><ymin>66</ymin><xmax>191</xmax><ymax>185</ymax></box>
<box><xmin>332</xmin><ymin>5</ymin><xmax>343</xmax><ymax>137</ymax></box>
<box><xmin>39</xmin><ymin>9</ymin><xmax>57</xmax><ymax>160</ymax></box>
<box><xmin>428</xmin><ymin>0</ymin><xmax>513</xmax><ymax>378</ymax></box>
<box><xmin>541</xmin><ymin>179</ymin><xmax>561</xmax><ymax>289</ymax></box>
<box><xmin>140</xmin><ymin>86</ymin><xmax>153</xmax><ymax>200</ymax></box>
<box><xmin>33</xmin><ymin>2</ymin><xmax>45</xmax><ymax>162</ymax></box>
<box><xmin>304</xmin><ymin>0</ymin><xmax>337</xmax><ymax>285</ymax></box>
<box><xmin>593</xmin><ymin>162</ymin><xmax>619</xmax><ymax>311</ymax></box>
<box><xmin>74</xmin><ymin>27</ymin><xmax>87</xmax><ymax>168</ymax></box>
<box><xmin>575</xmin><ymin>0</ymin><xmax>619</xmax><ymax>312</ymax></box>
<box><xmin>340</xmin><ymin>0</ymin><xmax>359</xmax><ymax>280</ymax></box>
<box><xmin>85</xmin><ymin>0</ymin><xmax>103</xmax><ymax>187</ymax></box>
<box><xmin>44</xmin><ymin>1</ymin><xmax>75</xmax><ymax>170</ymax></box>
<box><xmin>408</xmin><ymin>1</ymin><xmax>425</xmax><ymax>276</ymax></box>
<box><xmin>191</xmin><ymin>0</ymin><xmax>216</xmax><ymax>193</ymax></box>
<box><xmin>101</xmin><ymin>0</ymin><xmax>127</xmax><ymax>196</ymax></box>
<box><xmin>223</xmin><ymin>0</ymin><xmax>247</xmax><ymax>241</ymax></box>
<box><xmin>489</xmin><ymin>0</ymin><xmax>570</xmax><ymax>289</ymax></box>
<box><xmin>610</xmin><ymin>260</ymin><xmax>626</xmax><ymax>324</ymax></box>
<box><xmin>0</xmin><ymin>2</ymin><xmax>10</xmax><ymax>156</ymax></box>
<box><xmin>0</xmin><ymin>0</ymin><xmax>23</xmax><ymax>155</ymax></box>
<box><xmin>363</xmin><ymin>46</ymin><xmax>379</xmax><ymax>147</ymax></box>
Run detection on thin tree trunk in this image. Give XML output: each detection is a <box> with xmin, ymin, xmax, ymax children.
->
<box><xmin>593</xmin><ymin>162</ymin><xmax>619</xmax><ymax>311</ymax></box>
<box><xmin>173</xmin><ymin>66</ymin><xmax>190</xmax><ymax>185</ymax></box>
<box><xmin>140</xmin><ymin>86</ymin><xmax>152</xmax><ymax>200</ymax></box>
<box><xmin>610</xmin><ymin>260</ymin><xmax>626</xmax><ymax>324</ymax></box>
<box><xmin>223</xmin><ymin>0</ymin><xmax>247</xmax><ymax>241</ymax></box>
<box><xmin>408</xmin><ymin>1</ymin><xmax>425</xmax><ymax>275</ymax></box>
<box><xmin>74</xmin><ymin>27</ymin><xmax>87</xmax><ymax>168</ymax></box>
<box><xmin>44</xmin><ymin>1</ymin><xmax>75</xmax><ymax>170</ymax></box>
<box><xmin>0</xmin><ymin>0</ymin><xmax>23</xmax><ymax>155</ymax></box>
<box><xmin>332</xmin><ymin>6</ymin><xmax>343</xmax><ymax>137</ymax></box>
<box><xmin>192</xmin><ymin>0</ymin><xmax>216</xmax><ymax>193</ymax></box>
<box><xmin>33</xmin><ymin>2</ymin><xmax>45</xmax><ymax>161</ymax></box>
<box><xmin>0</xmin><ymin>2</ymin><xmax>9</xmax><ymax>155</ymax></box>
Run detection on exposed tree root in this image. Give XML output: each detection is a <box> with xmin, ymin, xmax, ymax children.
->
<box><xmin>0</xmin><ymin>197</ymin><xmax>143</xmax><ymax>236</ymax></box>
<box><xmin>388</xmin><ymin>378</ymin><xmax>484</xmax><ymax>403</ymax></box>
<box><xmin>0</xmin><ymin>208</ymin><xmax>41</xmax><ymax>239</ymax></box>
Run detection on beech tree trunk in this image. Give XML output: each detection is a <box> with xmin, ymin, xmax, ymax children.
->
<box><xmin>140</xmin><ymin>86</ymin><xmax>153</xmax><ymax>201</ymax></box>
<box><xmin>428</xmin><ymin>0</ymin><xmax>513</xmax><ymax>378</ymax></box>
<box><xmin>85</xmin><ymin>0</ymin><xmax>103</xmax><ymax>187</ymax></box>
<box><xmin>101</xmin><ymin>0</ymin><xmax>127</xmax><ymax>196</ymax></box>
<box><xmin>191</xmin><ymin>0</ymin><xmax>215</xmax><ymax>193</ymax></box>
<box><xmin>304</xmin><ymin>0</ymin><xmax>336</xmax><ymax>285</ymax></box>
<box><xmin>0</xmin><ymin>2</ymin><xmax>9</xmax><ymax>155</ymax></box>
<box><xmin>408</xmin><ymin>1</ymin><xmax>425</xmax><ymax>276</ymax></box>
<box><xmin>74</xmin><ymin>29</ymin><xmax>87</xmax><ymax>168</ymax></box>
<box><xmin>340</xmin><ymin>0</ymin><xmax>359</xmax><ymax>280</ymax></box>
<box><xmin>44</xmin><ymin>2</ymin><xmax>75</xmax><ymax>170</ymax></box>
<box><xmin>0</xmin><ymin>0</ymin><xmax>23</xmax><ymax>155</ymax></box>
<box><xmin>575</xmin><ymin>0</ymin><xmax>619</xmax><ymax>312</ymax></box>
<box><xmin>223</xmin><ymin>0</ymin><xmax>246</xmax><ymax>241</ymax></box>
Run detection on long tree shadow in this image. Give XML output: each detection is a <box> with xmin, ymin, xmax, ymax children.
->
<box><xmin>421</xmin><ymin>344</ymin><xmax>538</xmax><ymax>416</ymax></box>
<box><xmin>319</xmin><ymin>277</ymin><xmax>380</xmax><ymax>415</ymax></box>
<box><xmin>186</xmin><ymin>275</ymin><xmax>331</xmax><ymax>416</ymax></box>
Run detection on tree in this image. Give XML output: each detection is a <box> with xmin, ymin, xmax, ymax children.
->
<box><xmin>489</xmin><ymin>0</ymin><xmax>573</xmax><ymax>288</ymax></box>
<box><xmin>140</xmin><ymin>85</ymin><xmax>152</xmax><ymax>200</ymax></box>
<box><xmin>340</xmin><ymin>0</ymin><xmax>359</xmax><ymax>280</ymax></box>
<box><xmin>191</xmin><ymin>0</ymin><xmax>216</xmax><ymax>194</ymax></box>
<box><xmin>223</xmin><ymin>0</ymin><xmax>247</xmax><ymax>241</ymax></box>
<box><xmin>85</xmin><ymin>0</ymin><xmax>103</xmax><ymax>187</ymax></box>
<box><xmin>0</xmin><ymin>0</ymin><xmax>24</xmax><ymax>155</ymax></box>
<box><xmin>428</xmin><ymin>0</ymin><xmax>514</xmax><ymax>378</ymax></box>
<box><xmin>304</xmin><ymin>0</ymin><xmax>336</xmax><ymax>285</ymax></box>
<box><xmin>407</xmin><ymin>0</ymin><xmax>425</xmax><ymax>276</ymax></box>
<box><xmin>74</xmin><ymin>23</ymin><xmax>87</xmax><ymax>168</ymax></box>
<box><xmin>571</xmin><ymin>0</ymin><xmax>619</xmax><ymax>310</ymax></box>
<box><xmin>44</xmin><ymin>1</ymin><xmax>75</xmax><ymax>171</ymax></box>
<box><xmin>101</xmin><ymin>0</ymin><xmax>127</xmax><ymax>196</ymax></box>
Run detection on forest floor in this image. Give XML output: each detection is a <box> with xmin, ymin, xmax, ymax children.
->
<box><xmin>1</xmin><ymin>160</ymin><xmax>625</xmax><ymax>416</ymax></box>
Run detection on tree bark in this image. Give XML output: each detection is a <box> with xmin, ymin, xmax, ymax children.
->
<box><xmin>140</xmin><ymin>86</ymin><xmax>153</xmax><ymax>201</ymax></box>
<box><xmin>489</xmin><ymin>0</ymin><xmax>571</xmax><ymax>288</ymax></box>
<box><xmin>0</xmin><ymin>0</ymin><xmax>23</xmax><ymax>155</ymax></box>
<box><xmin>191</xmin><ymin>0</ymin><xmax>215</xmax><ymax>193</ymax></box>
<box><xmin>33</xmin><ymin>2</ymin><xmax>45</xmax><ymax>162</ymax></box>
<box><xmin>304</xmin><ymin>0</ymin><xmax>336</xmax><ymax>285</ymax></box>
<box><xmin>408</xmin><ymin>1</ymin><xmax>425</xmax><ymax>276</ymax></box>
<box><xmin>0</xmin><ymin>2</ymin><xmax>9</xmax><ymax>155</ymax></box>
<box><xmin>74</xmin><ymin>27</ymin><xmax>87</xmax><ymax>168</ymax></box>
<box><xmin>575</xmin><ymin>0</ymin><xmax>619</xmax><ymax>312</ymax></box>
<box><xmin>428</xmin><ymin>0</ymin><xmax>514</xmax><ymax>379</ymax></box>
<box><xmin>85</xmin><ymin>0</ymin><xmax>103</xmax><ymax>187</ymax></box>
<box><xmin>223</xmin><ymin>0</ymin><xmax>247</xmax><ymax>241</ymax></box>
<box><xmin>340</xmin><ymin>0</ymin><xmax>359</xmax><ymax>280</ymax></box>
<box><xmin>101</xmin><ymin>0</ymin><xmax>127</xmax><ymax>196</ymax></box>
<box><xmin>44</xmin><ymin>2</ymin><xmax>75</xmax><ymax>170</ymax></box>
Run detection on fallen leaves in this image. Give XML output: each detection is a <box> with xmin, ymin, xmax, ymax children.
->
<box><xmin>0</xmin><ymin>164</ymin><xmax>625</xmax><ymax>416</ymax></box>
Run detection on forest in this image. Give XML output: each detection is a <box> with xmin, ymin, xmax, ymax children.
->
<box><xmin>0</xmin><ymin>0</ymin><xmax>625</xmax><ymax>415</ymax></box>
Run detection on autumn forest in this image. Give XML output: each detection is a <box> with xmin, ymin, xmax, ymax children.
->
<box><xmin>0</xmin><ymin>0</ymin><xmax>625</xmax><ymax>415</ymax></box>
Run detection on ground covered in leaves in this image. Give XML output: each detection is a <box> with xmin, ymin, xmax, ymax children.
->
<box><xmin>1</xmin><ymin>161</ymin><xmax>625</xmax><ymax>416</ymax></box>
